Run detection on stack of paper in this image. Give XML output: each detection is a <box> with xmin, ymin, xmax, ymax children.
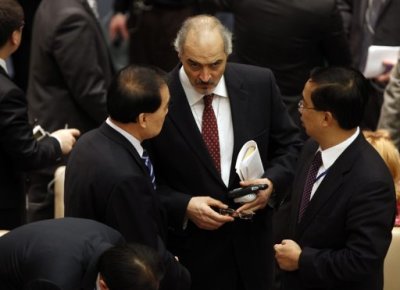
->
<box><xmin>235</xmin><ymin>140</ymin><xmax>264</xmax><ymax>181</ymax></box>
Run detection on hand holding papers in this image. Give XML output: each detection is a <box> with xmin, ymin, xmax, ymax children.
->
<box><xmin>233</xmin><ymin>140</ymin><xmax>265</xmax><ymax>203</ymax></box>
<box><xmin>363</xmin><ymin>45</ymin><xmax>400</xmax><ymax>78</ymax></box>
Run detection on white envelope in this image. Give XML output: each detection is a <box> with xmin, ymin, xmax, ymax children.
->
<box><xmin>235</xmin><ymin>140</ymin><xmax>264</xmax><ymax>181</ymax></box>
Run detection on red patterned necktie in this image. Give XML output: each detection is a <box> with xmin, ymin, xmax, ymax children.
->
<box><xmin>298</xmin><ymin>151</ymin><xmax>322</xmax><ymax>222</ymax></box>
<box><xmin>202</xmin><ymin>94</ymin><xmax>221</xmax><ymax>173</ymax></box>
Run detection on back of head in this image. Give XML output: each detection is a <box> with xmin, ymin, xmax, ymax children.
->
<box><xmin>309</xmin><ymin>67</ymin><xmax>371</xmax><ymax>130</ymax></box>
<box><xmin>0</xmin><ymin>0</ymin><xmax>24</xmax><ymax>48</ymax></box>
<box><xmin>107</xmin><ymin>65</ymin><xmax>167</xmax><ymax>123</ymax></box>
<box><xmin>363</xmin><ymin>130</ymin><xmax>400</xmax><ymax>201</ymax></box>
<box><xmin>98</xmin><ymin>243</ymin><xmax>165</xmax><ymax>290</ymax></box>
<box><xmin>173</xmin><ymin>14</ymin><xmax>233</xmax><ymax>56</ymax></box>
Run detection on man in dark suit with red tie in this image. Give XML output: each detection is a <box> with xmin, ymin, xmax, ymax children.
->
<box><xmin>64</xmin><ymin>65</ymin><xmax>190</xmax><ymax>290</ymax></box>
<box><xmin>147</xmin><ymin>15</ymin><xmax>303</xmax><ymax>290</ymax></box>
<box><xmin>274</xmin><ymin>67</ymin><xmax>396</xmax><ymax>290</ymax></box>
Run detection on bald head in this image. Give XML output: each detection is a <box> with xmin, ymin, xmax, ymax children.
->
<box><xmin>174</xmin><ymin>15</ymin><xmax>232</xmax><ymax>56</ymax></box>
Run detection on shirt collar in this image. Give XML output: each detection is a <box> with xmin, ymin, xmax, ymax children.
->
<box><xmin>0</xmin><ymin>58</ymin><xmax>8</xmax><ymax>74</ymax></box>
<box><xmin>319</xmin><ymin>127</ymin><xmax>360</xmax><ymax>169</ymax></box>
<box><xmin>179</xmin><ymin>66</ymin><xmax>228</xmax><ymax>106</ymax></box>
<box><xmin>106</xmin><ymin>117</ymin><xmax>144</xmax><ymax>157</ymax></box>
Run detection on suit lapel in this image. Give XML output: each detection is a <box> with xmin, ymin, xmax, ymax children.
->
<box><xmin>296</xmin><ymin>134</ymin><xmax>364</xmax><ymax>237</ymax></box>
<box><xmin>99</xmin><ymin>123</ymin><xmax>149</xmax><ymax>176</ymax></box>
<box><xmin>377</xmin><ymin>0</ymin><xmax>392</xmax><ymax>24</ymax></box>
<box><xmin>0</xmin><ymin>66</ymin><xmax>10</xmax><ymax>79</ymax></box>
<box><xmin>224</xmin><ymin>64</ymin><xmax>251</xmax><ymax>187</ymax></box>
<box><xmin>168</xmin><ymin>66</ymin><xmax>225</xmax><ymax>186</ymax></box>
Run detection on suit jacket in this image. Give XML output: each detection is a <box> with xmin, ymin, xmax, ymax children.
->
<box><xmin>148</xmin><ymin>63</ymin><xmax>303</xmax><ymax>290</ymax></box>
<box><xmin>27</xmin><ymin>0</ymin><xmax>114</xmax><ymax>134</ymax></box>
<box><xmin>338</xmin><ymin>0</ymin><xmax>400</xmax><ymax>70</ymax></box>
<box><xmin>281</xmin><ymin>134</ymin><xmax>396</xmax><ymax>290</ymax></box>
<box><xmin>0</xmin><ymin>218</ymin><xmax>124</xmax><ymax>290</ymax></box>
<box><xmin>202</xmin><ymin>0</ymin><xmax>351</xmax><ymax>96</ymax></box>
<box><xmin>0</xmin><ymin>66</ymin><xmax>62</xmax><ymax>229</ymax></box>
<box><xmin>64</xmin><ymin>123</ymin><xmax>190</xmax><ymax>290</ymax></box>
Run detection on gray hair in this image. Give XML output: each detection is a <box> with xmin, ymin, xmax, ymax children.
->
<box><xmin>173</xmin><ymin>14</ymin><xmax>233</xmax><ymax>56</ymax></box>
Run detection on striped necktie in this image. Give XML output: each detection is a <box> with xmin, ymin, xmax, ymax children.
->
<box><xmin>141</xmin><ymin>150</ymin><xmax>156</xmax><ymax>189</ymax></box>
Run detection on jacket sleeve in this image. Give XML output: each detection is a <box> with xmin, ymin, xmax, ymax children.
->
<box><xmin>0</xmin><ymin>85</ymin><xmax>62</xmax><ymax>171</ymax></box>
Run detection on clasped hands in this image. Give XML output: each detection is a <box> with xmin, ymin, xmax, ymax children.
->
<box><xmin>186</xmin><ymin>178</ymin><xmax>273</xmax><ymax>230</ymax></box>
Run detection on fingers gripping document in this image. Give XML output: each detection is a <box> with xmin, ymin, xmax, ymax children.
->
<box><xmin>234</xmin><ymin>140</ymin><xmax>265</xmax><ymax>203</ymax></box>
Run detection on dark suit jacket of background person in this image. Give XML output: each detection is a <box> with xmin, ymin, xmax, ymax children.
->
<box><xmin>337</xmin><ymin>0</ymin><xmax>400</xmax><ymax>131</ymax></box>
<box><xmin>26</xmin><ymin>0</ymin><xmax>115</xmax><ymax>222</ymax></box>
<box><xmin>147</xmin><ymin>63</ymin><xmax>303</xmax><ymax>290</ymax></box>
<box><xmin>201</xmin><ymin>0</ymin><xmax>351</xmax><ymax>97</ymax></box>
<box><xmin>0</xmin><ymin>66</ymin><xmax>62</xmax><ymax>230</ymax></box>
<box><xmin>113</xmin><ymin>0</ymin><xmax>196</xmax><ymax>72</ymax></box>
<box><xmin>64</xmin><ymin>123</ymin><xmax>190</xmax><ymax>290</ymax></box>
<box><xmin>27</xmin><ymin>0</ymin><xmax>114</xmax><ymax>134</ymax></box>
<box><xmin>0</xmin><ymin>218</ymin><xmax>124</xmax><ymax>290</ymax></box>
<box><xmin>281</xmin><ymin>134</ymin><xmax>396</xmax><ymax>290</ymax></box>
<box><xmin>338</xmin><ymin>0</ymin><xmax>400</xmax><ymax>71</ymax></box>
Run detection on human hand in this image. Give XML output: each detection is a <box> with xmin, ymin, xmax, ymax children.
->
<box><xmin>186</xmin><ymin>196</ymin><xmax>234</xmax><ymax>230</ymax></box>
<box><xmin>50</xmin><ymin>128</ymin><xmax>80</xmax><ymax>154</ymax></box>
<box><xmin>274</xmin><ymin>239</ymin><xmax>302</xmax><ymax>271</ymax></box>
<box><xmin>236</xmin><ymin>178</ymin><xmax>273</xmax><ymax>213</ymax></box>
<box><xmin>374</xmin><ymin>60</ymin><xmax>395</xmax><ymax>84</ymax></box>
<box><xmin>109</xmin><ymin>13</ymin><xmax>129</xmax><ymax>41</ymax></box>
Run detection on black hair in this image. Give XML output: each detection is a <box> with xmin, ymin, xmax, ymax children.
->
<box><xmin>309</xmin><ymin>66</ymin><xmax>371</xmax><ymax>130</ymax></box>
<box><xmin>107</xmin><ymin>65</ymin><xmax>167</xmax><ymax>123</ymax></box>
<box><xmin>0</xmin><ymin>0</ymin><xmax>24</xmax><ymax>48</ymax></box>
<box><xmin>98</xmin><ymin>243</ymin><xmax>165</xmax><ymax>290</ymax></box>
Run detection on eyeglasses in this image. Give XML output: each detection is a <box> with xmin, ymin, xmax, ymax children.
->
<box><xmin>219</xmin><ymin>208</ymin><xmax>255</xmax><ymax>220</ymax></box>
<box><xmin>298</xmin><ymin>100</ymin><xmax>318</xmax><ymax>112</ymax></box>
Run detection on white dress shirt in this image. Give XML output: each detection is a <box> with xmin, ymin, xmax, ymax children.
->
<box><xmin>106</xmin><ymin>118</ymin><xmax>144</xmax><ymax>157</ymax></box>
<box><xmin>179</xmin><ymin>67</ymin><xmax>234</xmax><ymax>186</ymax></box>
<box><xmin>0</xmin><ymin>58</ymin><xmax>8</xmax><ymax>74</ymax></box>
<box><xmin>310</xmin><ymin>127</ymin><xmax>360</xmax><ymax>199</ymax></box>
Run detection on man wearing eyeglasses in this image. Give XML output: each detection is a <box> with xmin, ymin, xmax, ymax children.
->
<box><xmin>274</xmin><ymin>67</ymin><xmax>396</xmax><ymax>290</ymax></box>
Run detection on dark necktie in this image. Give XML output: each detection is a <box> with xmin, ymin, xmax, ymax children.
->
<box><xmin>202</xmin><ymin>94</ymin><xmax>221</xmax><ymax>173</ymax></box>
<box><xmin>141</xmin><ymin>150</ymin><xmax>156</xmax><ymax>189</ymax></box>
<box><xmin>298</xmin><ymin>151</ymin><xmax>322</xmax><ymax>222</ymax></box>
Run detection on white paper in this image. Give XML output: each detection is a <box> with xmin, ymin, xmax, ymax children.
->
<box><xmin>363</xmin><ymin>45</ymin><xmax>400</xmax><ymax>78</ymax></box>
<box><xmin>235</xmin><ymin>140</ymin><xmax>264</xmax><ymax>181</ymax></box>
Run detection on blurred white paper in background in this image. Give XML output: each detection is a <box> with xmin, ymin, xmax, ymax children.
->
<box><xmin>235</xmin><ymin>140</ymin><xmax>264</xmax><ymax>181</ymax></box>
<box><xmin>363</xmin><ymin>45</ymin><xmax>400</xmax><ymax>78</ymax></box>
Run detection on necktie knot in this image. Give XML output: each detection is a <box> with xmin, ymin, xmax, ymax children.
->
<box><xmin>203</xmin><ymin>94</ymin><xmax>214</xmax><ymax>108</ymax></box>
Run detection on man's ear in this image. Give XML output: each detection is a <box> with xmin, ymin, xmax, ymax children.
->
<box><xmin>138</xmin><ymin>112</ymin><xmax>147</xmax><ymax>128</ymax></box>
<box><xmin>10</xmin><ymin>30</ymin><xmax>21</xmax><ymax>46</ymax></box>
<box><xmin>322</xmin><ymin>111</ymin><xmax>334</xmax><ymax>127</ymax></box>
<box><xmin>99</xmin><ymin>275</ymin><xmax>109</xmax><ymax>290</ymax></box>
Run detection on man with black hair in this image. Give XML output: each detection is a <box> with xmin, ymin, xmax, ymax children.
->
<box><xmin>98</xmin><ymin>243</ymin><xmax>165</xmax><ymax>290</ymax></box>
<box><xmin>0</xmin><ymin>218</ymin><xmax>163</xmax><ymax>290</ymax></box>
<box><xmin>65</xmin><ymin>65</ymin><xmax>190</xmax><ymax>290</ymax></box>
<box><xmin>274</xmin><ymin>67</ymin><xmax>396</xmax><ymax>290</ymax></box>
<box><xmin>0</xmin><ymin>0</ymin><xmax>80</xmax><ymax>230</ymax></box>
